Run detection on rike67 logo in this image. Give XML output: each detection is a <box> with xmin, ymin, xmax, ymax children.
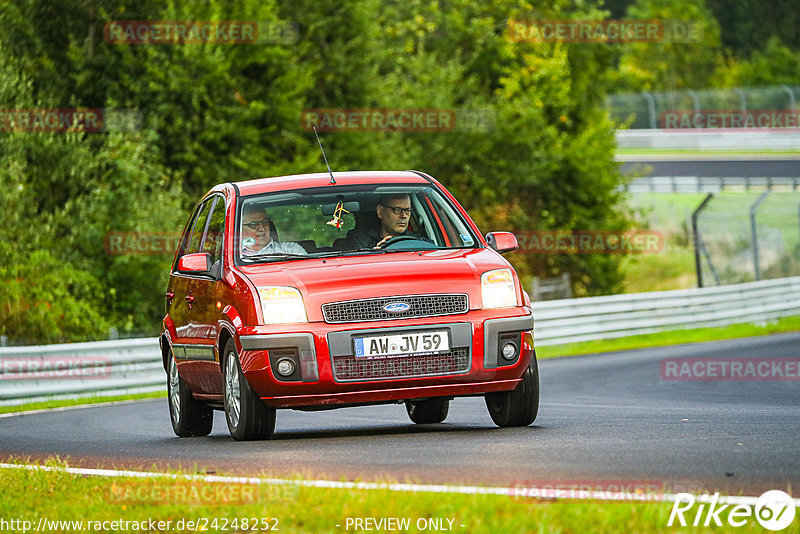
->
<box><xmin>668</xmin><ymin>490</ymin><xmax>796</xmax><ymax>530</ymax></box>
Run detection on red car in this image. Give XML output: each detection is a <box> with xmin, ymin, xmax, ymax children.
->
<box><xmin>161</xmin><ymin>171</ymin><xmax>538</xmax><ymax>440</ymax></box>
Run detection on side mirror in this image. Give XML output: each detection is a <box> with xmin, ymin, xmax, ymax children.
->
<box><xmin>177</xmin><ymin>252</ymin><xmax>212</xmax><ymax>273</ymax></box>
<box><xmin>485</xmin><ymin>232</ymin><xmax>518</xmax><ymax>253</ymax></box>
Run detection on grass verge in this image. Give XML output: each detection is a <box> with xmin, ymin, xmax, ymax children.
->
<box><xmin>0</xmin><ymin>391</ymin><xmax>165</xmax><ymax>415</ymax></box>
<box><xmin>0</xmin><ymin>459</ymin><xmax>780</xmax><ymax>533</ymax></box>
<box><xmin>537</xmin><ymin>315</ymin><xmax>800</xmax><ymax>359</ymax></box>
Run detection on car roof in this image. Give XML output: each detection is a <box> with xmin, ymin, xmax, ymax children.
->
<box><xmin>231</xmin><ymin>170</ymin><xmax>433</xmax><ymax>196</ymax></box>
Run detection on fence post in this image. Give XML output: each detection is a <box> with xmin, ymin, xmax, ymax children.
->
<box><xmin>782</xmin><ymin>85</ymin><xmax>796</xmax><ymax>112</ymax></box>
<box><xmin>734</xmin><ymin>88</ymin><xmax>747</xmax><ymax>113</ymax></box>
<box><xmin>688</xmin><ymin>89</ymin><xmax>700</xmax><ymax>114</ymax></box>
<box><xmin>642</xmin><ymin>91</ymin><xmax>657</xmax><ymax>129</ymax></box>
<box><xmin>692</xmin><ymin>193</ymin><xmax>714</xmax><ymax>287</ymax></box>
<box><xmin>750</xmin><ymin>191</ymin><xmax>770</xmax><ymax>281</ymax></box>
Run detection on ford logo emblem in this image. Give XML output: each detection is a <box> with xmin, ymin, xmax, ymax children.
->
<box><xmin>384</xmin><ymin>302</ymin><xmax>411</xmax><ymax>313</ymax></box>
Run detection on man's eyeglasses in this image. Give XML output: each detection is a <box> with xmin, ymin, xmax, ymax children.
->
<box><xmin>244</xmin><ymin>217</ymin><xmax>271</xmax><ymax>229</ymax></box>
<box><xmin>381</xmin><ymin>205</ymin><xmax>412</xmax><ymax>216</ymax></box>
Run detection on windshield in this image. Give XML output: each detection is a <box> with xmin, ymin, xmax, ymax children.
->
<box><xmin>235</xmin><ymin>184</ymin><xmax>479</xmax><ymax>263</ymax></box>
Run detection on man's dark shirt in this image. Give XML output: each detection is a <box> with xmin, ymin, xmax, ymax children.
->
<box><xmin>345</xmin><ymin>226</ymin><xmax>432</xmax><ymax>250</ymax></box>
<box><xmin>345</xmin><ymin>227</ymin><xmax>382</xmax><ymax>250</ymax></box>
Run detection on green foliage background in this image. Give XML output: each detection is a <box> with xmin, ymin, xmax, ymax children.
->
<box><xmin>1</xmin><ymin>0</ymin><xmax>798</xmax><ymax>343</ymax></box>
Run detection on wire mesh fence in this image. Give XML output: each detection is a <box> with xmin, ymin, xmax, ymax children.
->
<box><xmin>609</xmin><ymin>86</ymin><xmax>800</xmax><ymax>129</ymax></box>
<box><xmin>695</xmin><ymin>193</ymin><xmax>800</xmax><ymax>286</ymax></box>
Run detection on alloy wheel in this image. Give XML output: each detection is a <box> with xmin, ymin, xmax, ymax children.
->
<box><xmin>168</xmin><ymin>356</ymin><xmax>181</xmax><ymax>423</ymax></box>
<box><xmin>225</xmin><ymin>351</ymin><xmax>241</xmax><ymax>428</ymax></box>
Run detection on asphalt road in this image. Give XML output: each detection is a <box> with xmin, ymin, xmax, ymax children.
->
<box><xmin>619</xmin><ymin>157</ymin><xmax>800</xmax><ymax>178</ymax></box>
<box><xmin>2</xmin><ymin>333</ymin><xmax>798</xmax><ymax>494</ymax></box>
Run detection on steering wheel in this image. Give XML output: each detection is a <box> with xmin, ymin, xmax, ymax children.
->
<box><xmin>378</xmin><ymin>235</ymin><xmax>419</xmax><ymax>248</ymax></box>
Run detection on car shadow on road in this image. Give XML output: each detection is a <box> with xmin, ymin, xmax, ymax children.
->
<box><xmin>190</xmin><ymin>422</ymin><xmax>545</xmax><ymax>444</ymax></box>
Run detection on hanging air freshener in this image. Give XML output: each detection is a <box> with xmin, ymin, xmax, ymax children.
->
<box><xmin>326</xmin><ymin>201</ymin><xmax>350</xmax><ymax>229</ymax></box>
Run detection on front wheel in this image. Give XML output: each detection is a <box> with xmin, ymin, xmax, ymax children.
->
<box><xmin>222</xmin><ymin>339</ymin><xmax>276</xmax><ymax>441</ymax></box>
<box><xmin>405</xmin><ymin>398</ymin><xmax>449</xmax><ymax>424</ymax></box>
<box><xmin>485</xmin><ymin>356</ymin><xmax>539</xmax><ymax>427</ymax></box>
<box><xmin>167</xmin><ymin>349</ymin><xmax>213</xmax><ymax>437</ymax></box>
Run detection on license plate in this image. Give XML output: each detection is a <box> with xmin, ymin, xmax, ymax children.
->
<box><xmin>353</xmin><ymin>330</ymin><xmax>450</xmax><ymax>358</ymax></box>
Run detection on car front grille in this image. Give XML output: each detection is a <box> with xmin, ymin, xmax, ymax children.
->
<box><xmin>332</xmin><ymin>348</ymin><xmax>470</xmax><ymax>381</ymax></box>
<box><xmin>322</xmin><ymin>294</ymin><xmax>468</xmax><ymax>323</ymax></box>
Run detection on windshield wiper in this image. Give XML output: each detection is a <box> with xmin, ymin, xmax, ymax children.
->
<box><xmin>312</xmin><ymin>248</ymin><xmax>389</xmax><ymax>258</ymax></box>
<box><xmin>241</xmin><ymin>253</ymin><xmax>311</xmax><ymax>263</ymax></box>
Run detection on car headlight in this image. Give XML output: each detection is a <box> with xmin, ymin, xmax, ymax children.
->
<box><xmin>481</xmin><ymin>269</ymin><xmax>517</xmax><ymax>309</ymax></box>
<box><xmin>257</xmin><ymin>286</ymin><xmax>308</xmax><ymax>324</ymax></box>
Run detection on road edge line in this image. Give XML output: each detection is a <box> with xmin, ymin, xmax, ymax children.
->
<box><xmin>2</xmin><ymin>462</ymin><xmax>797</xmax><ymax>506</ymax></box>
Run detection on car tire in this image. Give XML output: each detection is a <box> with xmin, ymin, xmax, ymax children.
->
<box><xmin>167</xmin><ymin>349</ymin><xmax>213</xmax><ymax>437</ymax></box>
<box><xmin>405</xmin><ymin>398</ymin><xmax>449</xmax><ymax>424</ymax></box>
<box><xmin>484</xmin><ymin>356</ymin><xmax>539</xmax><ymax>427</ymax></box>
<box><xmin>222</xmin><ymin>339</ymin><xmax>276</xmax><ymax>441</ymax></box>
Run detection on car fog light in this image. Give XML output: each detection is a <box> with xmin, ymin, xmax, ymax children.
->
<box><xmin>501</xmin><ymin>342</ymin><xmax>517</xmax><ymax>360</ymax></box>
<box><xmin>276</xmin><ymin>358</ymin><xmax>296</xmax><ymax>377</ymax></box>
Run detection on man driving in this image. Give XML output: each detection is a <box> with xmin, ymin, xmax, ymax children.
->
<box><xmin>346</xmin><ymin>193</ymin><xmax>428</xmax><ymax>249</ymax></box>
<box><xmin>240</xmin><ymin>204</ymin><xmax>308</xmax><ymax>256</ymax></box>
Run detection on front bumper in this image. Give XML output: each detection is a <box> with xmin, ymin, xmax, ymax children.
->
<box><xmin>254</xmin><ymin>379</ymin><xmax>523</xmax><ymax>409</ymax></box>
<box><xmin>237</xmin><ymin>309</ymin><xmax>534</xmax><ymax>409</ymax></box>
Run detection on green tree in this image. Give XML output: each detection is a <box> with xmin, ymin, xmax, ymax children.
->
<box><xmin>67</xmin><ymin>0</ymin><xmax>319</xmax><ymax>200</ymax></box>
<box><xmin>615</xmin><ymin>0</ymin><xmax>723</xmax><ymax>91</ymax></box>
<box><xmin>713</xmin><ymin>36</ymin><xmax>800</xmax><ymax>87</ymax></box>
<box><xmin>0</xmin><ymin>19</ymin><xmax>185</xmax><ymax>340</ymax></box>
<box><xmin>1</xmin><ymin>0</ymin><xmax>641</xmax><ymax>344</ymax></box>
<box><xmin>312</xmin><ymin>0</ymin><xmax>634</xmax><ymax>295</ymax></box>
<box><xmin>0</xmin><ymin>39</ymin><xmax>110</xmax><ymax>342</ymax></box>
<box><xmin>705</xmin><ymin>0</ymin><xmax>800</xmax><ymax>55</ymax></box>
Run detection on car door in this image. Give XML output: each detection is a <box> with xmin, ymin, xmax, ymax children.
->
<box><xmin>197</xmin><ymin>195</ymin><xmax>226</xmax><ymax>350</ymax></box>
<box><xmin>168</xmin><ymin>197</ymin><xmax>216</xmax><ymax>362</ymax></box>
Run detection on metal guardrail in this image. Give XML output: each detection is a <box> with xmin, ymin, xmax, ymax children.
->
<box><xmin>533</xmin><ymin>276</ymin><xmax>800</xmax><ymax>346</ymax></box>
<box><xmin>1</xmin><ymin>277</ymin><xmax>799</xmax><ymax>403</ymax></box>
<box><xmin>0</xmin><ymin>338</ymin><xmax>164</xmax><ymax>405</ymax></box>
<box><xmin>626</xmin><ymin>176</ymin><xmax>800</xmax><ymax>193</ymax></box>
<box><xmin>616</xmin><ymin>129</ymin><xmax>800</xmax><ymax>151</ymax></box>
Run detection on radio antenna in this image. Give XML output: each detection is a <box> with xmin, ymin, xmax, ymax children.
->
<box><xmin>312</xmin><ymin>126</ymin><xmax>336</xmax><ymax>184</ymax></box>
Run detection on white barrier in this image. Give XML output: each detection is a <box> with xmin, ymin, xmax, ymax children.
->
<box><xmin>616</xmin><ymin>129</ymin><xmax>800</xmax><ymax>151</ymax></box>
<box><xmin>625</xmin><ymin>176</ymin><xmax>800</xmax><ymax>193</ymax></box>
<box><xmin>1</xmin><ymin>277</ymin><xmax>799</xmax><ymax>404</ymax></box>
<box><xmin>0</xmin><ymin>338</ymin><xmax>164</xmax><ymax>405</ymax></box>
<box><xmin>533</xmin><ymin>276</ymin><xmax>800</xmax><ymax>345</ymax></box>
